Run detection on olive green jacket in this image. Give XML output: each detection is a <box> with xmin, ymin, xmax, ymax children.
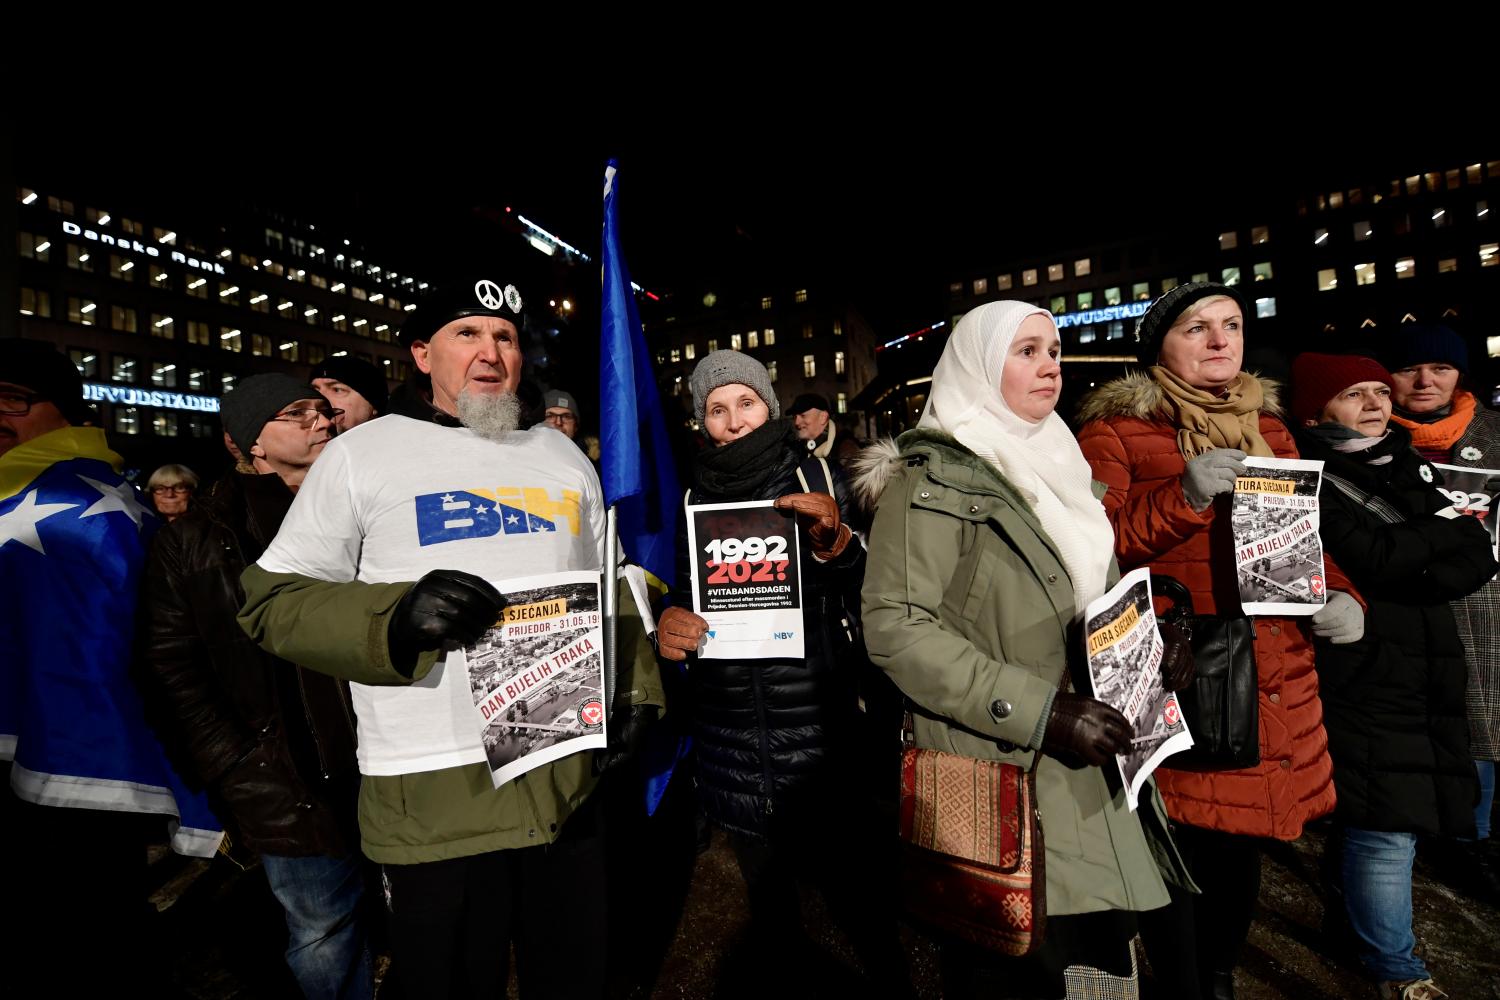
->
<box><xmin>239</xmin><ymin>565</ymin><xmax>663</xmax><ymax>865</ymax></box>
<box><xmin>857</xmin><ymin>429</ymin><xmax>1192</xmax><ymax>916</ymax></box>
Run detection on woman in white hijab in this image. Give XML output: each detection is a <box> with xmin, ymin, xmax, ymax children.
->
<box><xmin>857</xmin><ymin>302</ymin><xmax>1194</xmax><ymax>999</ymax></box>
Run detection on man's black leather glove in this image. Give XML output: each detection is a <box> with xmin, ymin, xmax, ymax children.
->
<box><xmin>594</xmin><ymin>704</ymin><xmax>661</xmax><ymax>775</ymax></box>
<box><xmin>1159</xmin><ymin>622</ymin><xmax>1195</xmax><ymax>692</ymax></box>
<box><xmin>1041</xmin><ymin>693</ymin><xmax>1134</xmax><ymax>769</ymax></box>
<box><xmin>388</xmin><ymin>570</ymin><xmax>505</xmax><ymax>676</ymax></box>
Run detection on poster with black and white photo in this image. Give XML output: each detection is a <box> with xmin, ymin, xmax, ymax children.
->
<box><xmin>1232</xmin><ymin>457</ymin><xmax>1328</xmax><ymax>616</ymax></box>
<box><xmin>453</xmin><ymin>570</ymin><xmax>606</xmax><ymax>790</ymax></box>
<box><xmin>686</xmin><ymin>499</ymin><xmax>803</xmax><ymax>659</ymax></box>
<box><xmin>1083</xmin><ymin>567</ymin><xmax>1194</xmax><ymax>811</ymax></box>
<box><xmin>1433</xmin><ymin>464</ymin><xmax>1500</xmax><ymax>570</ymax></box>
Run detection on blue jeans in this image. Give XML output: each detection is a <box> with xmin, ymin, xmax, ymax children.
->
<box><xmin>1475</xmin><ymin>760</ymin><xmax>1495</xmax><ymax>840</ymax></box>
<box><xmin>261</xmin><ymin>853</ymin><xmax>373</xmax><ymax>1000</ymax></box>
<box><xmin>1340</xmin><ymin>827</ymin><xmax>1428</xmax><ymax>983</ymax></box>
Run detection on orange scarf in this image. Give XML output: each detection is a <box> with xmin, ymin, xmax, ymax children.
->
<box><xmin>1390</xmin><ymin>390</ymin><xmax>1476</xmax><ymax>451</ymax></box>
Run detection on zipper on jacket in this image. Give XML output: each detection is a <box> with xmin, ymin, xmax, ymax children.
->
<box><xmin>294</xmin><ymin>667</ymin><xmax>331</xmax><ymax>780</ymax></box>
<box><xmin>748</xmin><ymin>664</ymin><xmax>776</xmax><ymax>818</ymax></box>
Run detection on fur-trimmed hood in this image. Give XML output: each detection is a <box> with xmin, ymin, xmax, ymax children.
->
<box><xmin>1075</xmin><ymin>370</ymin><xmax>1283</xmax><ymax>426</ymax></box>
<box><xmin>849</xmin><ymin>428</ymin><xmax>1029</xmax><ymax>513</ymax></box>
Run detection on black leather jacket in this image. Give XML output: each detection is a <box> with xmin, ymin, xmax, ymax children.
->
<box><xmin>139</xmin><ymin>472</ymin><xmax>359</xmax><ymax>856</ymax></box>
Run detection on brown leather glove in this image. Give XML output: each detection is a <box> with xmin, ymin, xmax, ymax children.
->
<box><xmin>1159</xmin><ymin>622</ymin><xmax>1195</xmax><ymax>692</ymax></box>
<box><xmin>1041</xmin><ymin>692</ymin><xmax>1134</xmax><ymax>769</ymax></box>
<box><xmin>773</xmin><ymin>491</ymin><xmax>851</xmax><ymax>560</ymax></box>
<box><xmin>655</xmin><ymin>605</ymin><xmax>709</xmax><ymax>662</ymax></box>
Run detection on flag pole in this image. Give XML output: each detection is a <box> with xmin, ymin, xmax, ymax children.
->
<box><xmin>603</xmin><ymin>504</ymin><xmax>619</xmax><ymax>722</ymax></box>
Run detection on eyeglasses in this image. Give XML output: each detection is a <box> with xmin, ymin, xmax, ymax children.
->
<box><xmin>272</xmin><ymin>406</ymin><xmax>342</xmax><ymax>428</ymax></box>
<box><xmin>545</xmin><ymin>412</ymin><xmax>577</xmax><ymax>424</ymax></box>
<box><xmin>151</xmin><ymin>485</ymin><xmax>192</xmax><ymax>496</ymax></box>
<box><xmin>0</xmin><ymin>391</ymin><xmax>47</xmax><ymax>416</ymax></box>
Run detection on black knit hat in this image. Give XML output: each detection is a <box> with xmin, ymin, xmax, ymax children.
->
<box><xmin>0</xmin><ymin>338</ymin><xmax>92</xmax><ymax>424</ymax></box>
<box><xmin>1134</xmin><ymin>282</ymin><xmax>1248</xmax><ymax>362</ymax></box>
<box><xmin>222</xmin><ymin>374</ymin><xmax>324</xmax><ymax>456</ymax></box>
<box><xmin>1379</xmin><ymin>324</ymin><xmax>1470</xmax><ymax>374</ymax></box>
<box><xmin>399</xmin><ymin>277</ymin><xmax>525</xmax><ymax>346</ymax></box>
<box><xmin>308</xmin><ymin>355</ymin><xmax>389</xmax><ymax>413</ymax></box>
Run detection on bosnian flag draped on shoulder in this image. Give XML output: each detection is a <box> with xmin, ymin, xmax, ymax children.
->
<box><xmin>0</xmin><ymin>427</ymin><xmax>223</xmax><ymax>857</ymax></box>
<box><xmin>600</xmin><ymin>160</ymin><xmax>686</xmax><ymax>814</ymax></box>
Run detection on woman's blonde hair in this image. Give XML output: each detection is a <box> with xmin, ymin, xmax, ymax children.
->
<box><xmin>147</xmin><ymin>464</ymin><xmax>199</xmax><ymax>491</ymax></box>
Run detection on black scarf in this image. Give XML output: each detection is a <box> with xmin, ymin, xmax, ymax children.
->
<box><xmin>1393</xmin><ymin>401</ymin><xmax>1453</xmax><ymax>425</ymax></box>
<box><xmin>692</xmin><ymin>417</ymin><xmax>799</xmax><ymax>501</ymax></box>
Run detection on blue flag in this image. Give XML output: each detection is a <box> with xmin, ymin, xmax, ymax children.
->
<box><xmin>600</xmin><ymin>161</ymin><xmax>689</xmax><ymax>815</ymax></box>
<box><xmin>600</xmin><ymin>159</ymin><xmax>680</xmax><ymax>593</ymax></box>
<box><xmin>0</xmin><ymin>427</ymin><xmax>223</xmax><ymax>857</ymax></box>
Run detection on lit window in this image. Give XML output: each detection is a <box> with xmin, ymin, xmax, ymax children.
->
<box><xmin>685</xmin><ymin>343</ymin><xmax>696</xmax><ymax>360</ymax></box>
<box><xmin>1132</xmin><ymin>282</ymin><xmax>1151</xmax><ymax>300</ymax></box>
<box><xmin>836</xmin><ymin>392</ymin><xmax>847</xmax><ymax>414</ymax></box>
<box><xmin>17</xmin><ymin>187</ymin><xmax>37</xmax><ymax>205</ymax></box>
<box><xmin>68</xmin><ymin>297</ymin><xmax>98</xmax><ymax>325</ymax></box>
<box><xmin>304</xmin><ymin>306</ymin><xmax>318</xmax><ymax>327</ymax></box>
<box><xmin>803</xmin><ymin>355</ymin><xmax>816</xmax><ymax>378</ymax></box>
<box><xmin>152</xmin><ymin>412</ymin><xmax>179</xmax><ymax>437</ymax></box>
<box><xmin>186</xmin><ymin>368</ymin><xmax>205</xmax><ymax>390</ymax></box>
<box><xmin>670</xmin><ymin>348</ymin><xmax>681</xmax><ymax>363</ymax></box>
<box><xmin>1478</xmin><ymin>200</ymin><xmax>1490</xmax><ymax>221</ymax></box>
<box><xmin>761</xmin><ymin>296</ymin><xmax>773</xmax><ymax>310</ymax></box>
<box><xmin>69</xmin><ymin>349</ymin><xmax>98</xmax><ymax>377</ymax></box>
<box><xmin>767</xmin><ymin>360</ymin><xmax>778</xmax><ymax>382</ymax></box>
<box><xmin>707</xmin><ymin>339</ymin><xmax>718</xmax><ymax>352</ymax></box>
<box><xmin>1329</xmin><ymin>191</ymin><xmax>1344</xmax><ymax>209</ymax></box>
<box><xmin>1479</xmin><ymin>243</ymin><xmax>1499</xmax><ymax>268</ymax></box>
<box><xmin>186</xmin><ymin>321</ymin><xmax>211</xmax><ymax>346</ymax></box>
<box><xmin>186</xmin><ymin>276</ymin><xmax>208</xmax><ymax>299</ymax></box>
<box><xmin>1104</xmin><ymin>286</ymin><xmax>1122</xmax><ymax>306</ymax></box>
<box><xmin>1353</xmin><ymin>220</ymin><xmax>1373</xmax><ymax>241</ymax></box>
<box><xmin>352</xmin><ymin>286</ymin><xmax>367</xmax><ymax>301</ymax></box>
<box><xmin>1074</xmin><ymin>258</ymin><xmax>1091</xmax><ymax>277</ymax></box>
<box><xmin>1220</xmin><ymin>268</ymin><xmax>1241</xmax><ymax>286</ymax></box>
<box><xmin>279</xmin><ymin>340</ymin><xmax>300</xmax><ymax>362</ymax></box>
<box><xmin>1255</xmin><ymin>297</ymin><xmax>1277</xmax><ymax>319</ymax></box>
<box><xmin>1395</xmin><ymin>257</ymin><xmax>1416</xmax><ymax>279</ymax></box>
<box><xmin>264</xmin><ymin>228</ymin><xmax>283</xmax><ymax>251</ymax></box>
<box><xmin>1437</xmin><ymin>258</ymin><xmax>1458</xmax><ymax>274</ymax></box>
<box><xmin>111</xmin><ymin>305</ymin><xmax>138</xmax><ymax>333</ymax></box>
<box><xmin>1432</xmin><ymin>207</ymin><xmax>1450</xmax><ymax>229</ymax></box>
<box><xmin>948</xmin><ymin>282</ymin><xmax>963</xmax><ymax>296</ymax></box>
<box><xmin>1078</xmin><ymin>326</ymin><xmax>1097</xmax><ymax>344</ymax></box>
<box><xmin>153</xmin><ymin>227</ymin><xmax>176</xmax><ymax>246</ymax></box>
<box><xmin>1354</xmin><ymin>263</ymin><xmax>1376</xmax><ymax>286</ymax></box>
<box><xmin>746</xmin><ymin>331</ymin><xmax>758</xmax><ymax>350</ymax></box>
<box><xmin>1490</xmin><ymin>335</ymin><xmax>1500</xmax><ymax>358</ymax></box>
<box><xmin>1106</xmin><ymin>322</ymin><xmax>1125</xmax><ymax>341</ymax></box>
<box><xmin>764</xmin><ymin>329</ymin><xmax>775</xmax><ymax>346</ymax></box>
<box><xmin>832</xmin><ymin>321</ymin><xmax>842</xmax><ymax>337</ymax></box>
<box><xmin>802</xmin><ymin>324</ymin><xmax>813</xmax><ymax>340</ymax></box>
<box><xmin>18</xmin><ymin>232</ymin><xmax>51</xmax><ymax>261</ymax></box>
<box><xmin>1317</xmin><ymin>269</ymin><xmax>1338</xmax><ymax>291</ymax></box>
<box><xmin>1076</xmin><ymin>291</ymin><xmax>1094</xmax><ymax>310</ymax></box>
<box><xmin>331</xmin><ymin>314</ymin><xmax>348</xmax><ymax>332</ymax></box>
<box><xmin>219</xmin><ymin>327</ymin><xmax>243</xmax><ymax>352</ymax></box>
<box><xmin>834</xmin><ymin>351</ymin><xmax>846</xmax><ymax>375</ymax></box>
<box><xmin>1022</xmin><ymin>269</ymin><xmax>1038</xmax><ymax>287</ymax></box>
<box><xmin>1468</xmin><ymin>164</ymin><xmax>1484</xmax><ymax>185</ymax></box>
<box><xmin>111</xmin><ymin>355</ymin><xmax>136</xmax><ymax>383</ymax></box>
<box><xmin>151</xmin><ymin>361</ymin><xmax>177</xmax><ymax>388</ymax></box>
<box><xmin>109</xmin><ymin>254</ymin><xmax>135</xmax><ymax>281</ymax></box>
<box><xmin>1047</xmin><ymin>263</ymin><xmax>1064</xmax><ymax>282</ymax></box>
<box><xmin>277</xmin><ymin>298</ymin><xmax>294</xmax><ymax>314</ymax></box>
<box><xmin>1191</xmin><ymin>272</ymin><xmax>1209</xmax><ymax>284</ymax></box>
<box><xmin>252</xmin><ymin>334</ymin><xmax>273</xmax><ymax>357</ymax></box>
<box><xmin>20</xmin><ymin>288</ymin><xmax>52</xmax><ymax>317</ymax></box>
<box><xmin>1219</xmin><ymin>231</ymin><xmax>1238</xmax><ymax>250</ymax></box>
<box><xmin>1160</xmin><ymin>277</ymin><xmax>1179</xmax><ymax>294</ymax></box>
<box><xmin>67</xmin><ymin>244</ymin><xmax>94</xmax><ymax>272</ymax></box>
<box><xmin>730</xmin><ymin>333</ymin><xmax>742</xmax><ymax>351</ymax></box>
<box><xmin>997</xmin><ymin>274</ymin><xmax>1014</xmax><ymax>290</ymax></box>
<box><xmin>221</xmin><ymin>373</ymin><xmax>237</xmax><ymax>393</ymax></box>
<box><xmin>1050</xmin><ymin>295</ymin><xmax>1067</xmax><ymax>314</ymax></box>
<box><xmin>114</xmin><ymin>406</ymin><xmax>139</xmax><ymax>435</ymax></box>
<box><xmin>1251</xmin><ymin>226</ymin><xmax>1270</xmax><ymax>245</ymax></box>
<box><xmin>973</xmin><ymin>278</ymin><xmax>988</xmax><ymax>296</ymax></box>
<box><xmin>1314</xmin><ymin>228</ymin><xmax>1329</xmax><ymax>247</ymax></box>
<box><xmin>794</xmin><ymin>289</ymin><xmax>808</xmax><ymax>304</ymax></box>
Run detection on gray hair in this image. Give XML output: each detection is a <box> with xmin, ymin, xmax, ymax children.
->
<box><xmin>147</xmin><ymin>464</ymin><xmax>199</xmax><ymax>491</ymax></box>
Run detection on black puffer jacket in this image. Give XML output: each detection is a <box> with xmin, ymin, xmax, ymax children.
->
<box><xmin>674</xmin><ymin>441</ymin><xmax>866</xmax><ymax>839</ymax></box>
<box><xmin>139</xmin><ymin>472</ymin><xmax>360</xmax><ymax>856</ymax></box>
<box><xmin>1296</xmin><ymin>424</ymin><xmax>1495</xmax><ymax>836</ymax></box>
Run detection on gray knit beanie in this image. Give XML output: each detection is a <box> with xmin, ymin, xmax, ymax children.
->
<box><xmin>689</xmin><ymin>350</ymin><xmax>780</xmax><ymax>424</ymax></box>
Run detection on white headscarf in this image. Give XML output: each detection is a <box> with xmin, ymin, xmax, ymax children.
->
<box><xmin>918</xmin><ymin>301</ymin><xmax>1115</xmax><ymax>615</ymax></box>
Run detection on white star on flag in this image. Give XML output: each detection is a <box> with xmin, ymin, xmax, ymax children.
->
<box><xmin>77</xmin><ymin>475</ymin><xmax>155</xmax><ymax>527</ymax></box>
<box><xmin>506</xmin><ymin>513</ymin><xmax>520</xmax><ymax>525</ymax></box>
<box><xmin>0</xmin><ymin>490</ymin><xmax>79</xmax><ymax>554</ymax></box>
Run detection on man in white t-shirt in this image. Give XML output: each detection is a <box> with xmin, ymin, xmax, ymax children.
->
<box><xmin>238</xmin><ymin>277</ymin><xmax>663</xmax><ymax>1000</ymax></box>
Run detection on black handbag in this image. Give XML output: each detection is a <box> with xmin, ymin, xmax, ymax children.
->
<box><xmin>1151</xmin><ymin>574</ymin><xmax>1261</xmax><ymax>771</ymax></box>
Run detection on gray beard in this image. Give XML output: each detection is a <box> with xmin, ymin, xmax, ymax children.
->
<box><xmin>456</xmin><ymin>389</ymin><xmax>522</xmax><ymax>442</ymax></box>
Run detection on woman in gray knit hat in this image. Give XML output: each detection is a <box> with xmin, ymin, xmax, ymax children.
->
<box><xmin>656</xmin><ymin>350</ymin><xmax>908</xmax><ymax>992</ymax></box>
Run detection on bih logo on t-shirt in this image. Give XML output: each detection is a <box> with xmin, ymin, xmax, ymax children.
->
<box><xmin>415</xmin><ymin>486</ymin><xmax>580</xmax><ymax>546</ymax></box>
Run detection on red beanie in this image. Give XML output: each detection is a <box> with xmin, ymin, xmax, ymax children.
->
<box><xmin>1290</xmin><ymin>353</ymin><xmax>1393</xmax><ymax>426</ymax></box>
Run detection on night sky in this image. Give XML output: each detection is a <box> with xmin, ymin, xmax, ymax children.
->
<box><xmin>20</xmin><ymin>104</ymin><xmax>1485</xmax><ymax>336</ymax></box>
